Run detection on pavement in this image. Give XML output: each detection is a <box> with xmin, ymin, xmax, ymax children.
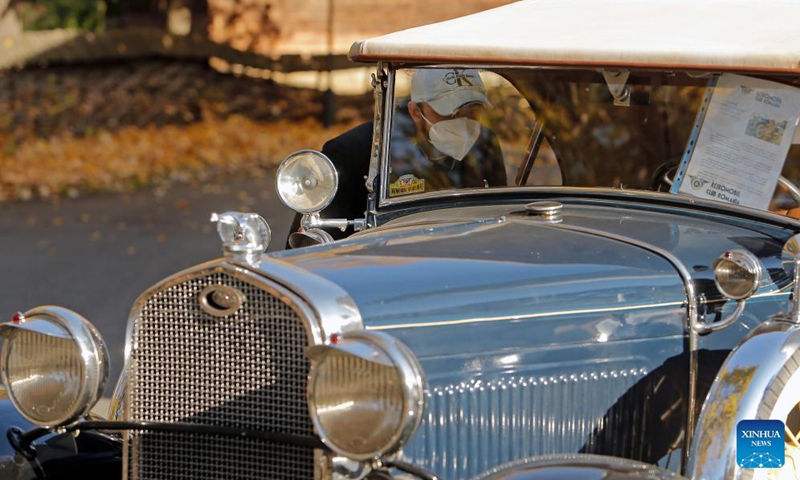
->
<box><xmin>0</xmin><ymin>169</ymin><xmax>296</xmax><ymax>401</ymax></box>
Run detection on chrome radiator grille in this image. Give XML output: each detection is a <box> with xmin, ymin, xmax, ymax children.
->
<box><xmin>127</xmin><ymin>270</ymin><xmax>315</xmax><ymax>480</ymax></box>
<box><xmin>402</xmin><ymin>365</ymin><xmax>650</xmax><ymax>479</ymax></box>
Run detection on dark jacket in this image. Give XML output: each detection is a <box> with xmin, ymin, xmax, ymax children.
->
<box><xmin>285</xmin><ymin>116</ymin><xmax>506</xmax><ymax>247</ymax></box>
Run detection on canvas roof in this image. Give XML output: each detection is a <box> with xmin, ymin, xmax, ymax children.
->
<box><xmin>349</xmin><ymin>0</ymin><xmax>800</xmax><ymax>73</ymax></box>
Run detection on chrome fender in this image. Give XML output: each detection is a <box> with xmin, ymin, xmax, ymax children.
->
<box><xmin>688</xmin><ymin>318</ymin><xmax>800</xmax><ymax>479</ymax></box>
<box><xmin>472</xmin><ymin>454</ymin><xmax>687</xmax><ymax>480</ymax></box>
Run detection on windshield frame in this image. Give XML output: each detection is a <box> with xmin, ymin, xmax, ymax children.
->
<box><xmin>374</xmin><ymin>63</ymin><xmax>800</xmax><ymax>225</ymax></box>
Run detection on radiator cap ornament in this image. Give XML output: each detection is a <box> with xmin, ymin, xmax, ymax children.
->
<box><xmin>210</xmin><ymin>212</ymin><xmax>271</xmax><ymax>267</ymax></box>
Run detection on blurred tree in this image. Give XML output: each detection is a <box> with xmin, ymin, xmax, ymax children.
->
<box><xmin>13</xmin><ymin>0</ymin><xmax>118</xmax><ymax>31</ymax></box>
<box><xmin>0</xmin><ymin>0</ymin><xmax>22</xmax><ymax>37</ymax></box>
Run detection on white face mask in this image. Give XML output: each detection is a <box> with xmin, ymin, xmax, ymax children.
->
<box><xmin>421</xmin><ymin>113</ymin><xmax>481</xmax><ymax>161</ymax></box>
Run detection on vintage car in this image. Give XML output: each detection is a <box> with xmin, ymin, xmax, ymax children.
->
<box><xmin>3</xmin><ymin>1</ymin><xmax>800</xmax><ymax>479</ymax></box>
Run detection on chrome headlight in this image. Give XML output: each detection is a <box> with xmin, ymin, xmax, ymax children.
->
<box><xmin>0</xmin><ymin>307</ymin><xmax>109</xmax><ymax>427</ymax></box>
<box><xmin>713</xmin><ymin>250</ymin><xmax>763</xmax><ymax>300</ymax></box>
<box><xmin>276</xmin><ymin>150</ymin><xmax>338</xmax><ymax>214</ymax></box>
<box><xmin>306</xmin><ymin>331</ymin><xmax>426</xmax><ymax>460</ymax></box>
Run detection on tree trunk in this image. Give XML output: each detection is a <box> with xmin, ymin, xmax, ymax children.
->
<box><xmin>0</xmin><ymin>0</ymin><xmax>22</xmax><ymax>39</ymax></box>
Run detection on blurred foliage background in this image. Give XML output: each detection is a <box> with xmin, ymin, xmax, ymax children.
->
<box><xmin>14</xmin><ymin>0</ymin><xmax>119</xmax><ymax>31</ymax></box>
<box><xmin>0</xmin><ymin>0</ymin><xmax>513</xmax><ymax>202</ymax></box>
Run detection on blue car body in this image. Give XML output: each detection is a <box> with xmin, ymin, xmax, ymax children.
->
<box><xmin>270</xmin><ymin>193</ymin><xmax>796</xmax><ymax>478</ymax></box>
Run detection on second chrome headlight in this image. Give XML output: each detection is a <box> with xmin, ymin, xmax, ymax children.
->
<box><xmin>0</xmin><ymin>306</ymin><xmax>109</xmax><ymax>427</ymax></box>
<box><xmin>307</xmin><ymin>331</ymin><xmax>426</xmax><ymax>460</ymax></box>
<box><xmin>713</xmin><ymin>250</ymin><xmax>763</xmax><ymax>300</ymax></box>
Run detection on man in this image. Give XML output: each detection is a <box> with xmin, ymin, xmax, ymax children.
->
<box><xmin>286</xmin><ymin>68</ymin><xmax>506</xmax><ymax>246</ymax></box>
<box><xmin>389</xmin><ymin>68</ymin><xmax>506</xmax><ymax>194</ymax></box>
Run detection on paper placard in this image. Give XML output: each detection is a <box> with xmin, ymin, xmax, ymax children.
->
<box><xmin>679</xmin><ymin>74</ymin><xmax>800</xmax><ymax>210</ymax></box>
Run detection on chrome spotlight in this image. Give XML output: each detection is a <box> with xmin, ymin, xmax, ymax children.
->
<box><xmin>277</xmin><ymin>150</ymin><xmax>338</xmax><ymax>214</ymax></box>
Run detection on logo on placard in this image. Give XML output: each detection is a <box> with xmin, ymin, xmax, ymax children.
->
<box><xmin>737</xmin><ymin>420</ymin><xmax>785</xmax><ymax>469</ymax></box>
<box><xmin>688</xmin><ymin>175</ymin><xmax>709</xmax><ymax>190</ymax></box>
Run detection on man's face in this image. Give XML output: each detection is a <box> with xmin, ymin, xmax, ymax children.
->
<box><xmin>409</xmin><ymin>101</ymin><xmax>484</xmax><ymax>135</ymax></box>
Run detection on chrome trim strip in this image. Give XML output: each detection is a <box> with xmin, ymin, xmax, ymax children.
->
<box><xmin>118</xmin><ymin>259</ymin><xmax>365</xmax><ymax>396</ymax></box>
<box><xmin>376</xmin><ymin>186</ymin><xmax>800</xmax><ymax>226</ymax></box>
<box><xmin>370</xmin><ymin>290</ymin><xmax>790</xmax><ymax>331</ymax></box>
<box><xmin>366</xmin><ymin>288</ymin><xmax>792</xmax><ymax>331</ymax></box>
<box><xmin>369</xmin><ymin>301</ymin><xmax>686</xmax><ymax>330</ymax></box>
<box><xmin>709</xmin><ymin>289</ymin><xmax>791</xmax><ymax>301</ymax></box>
<box><xmin>251</xmin><ymin>256</ymin><xmax>365</xmax><ymax>337</ymax></box>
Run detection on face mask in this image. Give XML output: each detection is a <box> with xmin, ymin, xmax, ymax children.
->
<box><xmin>421</xmin><ymin>113</ymin><xmax>481</xmax><ymax>161</ymax></box>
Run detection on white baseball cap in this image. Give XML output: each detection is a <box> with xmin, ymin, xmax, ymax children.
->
<box><xmin>410</xmin><ymin>68</ymin><xmax>492</xmax><ymax>116</ymax></box>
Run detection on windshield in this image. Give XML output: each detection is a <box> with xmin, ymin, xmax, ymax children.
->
<box><xmin>385</xmin><ymin>67</ymin><xmax>800</xmax><ymax>217</ymax></box>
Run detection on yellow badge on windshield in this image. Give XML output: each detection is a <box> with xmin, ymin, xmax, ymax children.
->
<box><xmin>390</xmin><ymin>174</ymin><xmax>425</xmax><ymax>196</ymax></box>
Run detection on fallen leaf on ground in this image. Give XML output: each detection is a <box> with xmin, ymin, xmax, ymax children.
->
<box><xmin>0</xmin><ymin>112</ymin><xmax>356</xmax><ymax>202</ymax></box>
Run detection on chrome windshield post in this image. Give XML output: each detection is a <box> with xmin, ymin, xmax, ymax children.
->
<box><xmin>781</xmin><ymin>234</ymin><xmax>800</xmax><ymax>324</ymax></box>
<box><xmin>793</xmin><ymin>255</ymin><xmax>800</xmax><ymax>324</ymax></box>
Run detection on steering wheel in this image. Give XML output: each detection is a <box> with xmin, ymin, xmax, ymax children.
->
<box><xmin>650</xmin><ymin>161</ymin><xmax>678</xmax><ymax>192</ymax></box>
<box><xmin>777</xmin><ymin>176</ymin><xmax>800</xmax><ymax>205</ymax></box>
<box><xmin>650</xmin><ymin>161</ymin><xmax>800</xmax><ymax>218</ymax></box>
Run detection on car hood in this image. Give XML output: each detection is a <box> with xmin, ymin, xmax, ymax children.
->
<box><xmin>269</xmin><ymin>203</ymin><xmax>790</xmax><ymax>330</ymax></box>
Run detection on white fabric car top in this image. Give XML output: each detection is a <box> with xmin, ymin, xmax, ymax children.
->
<box><xmin>349</xmin><ymin>0</ymin><xmax>800</xmax><ymax>72</ymax></box>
